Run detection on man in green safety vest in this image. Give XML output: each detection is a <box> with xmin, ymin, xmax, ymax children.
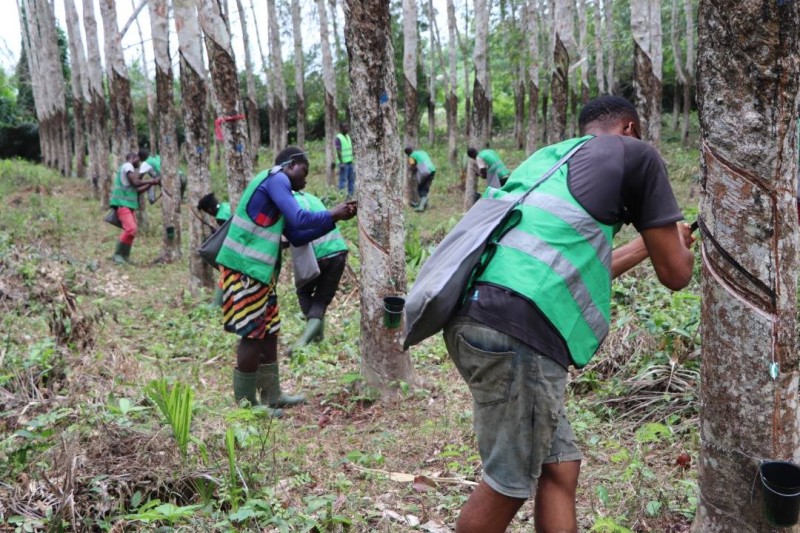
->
<box><xmin>404</xmin><ymin>146</ymin><xmax>436</xmax><ymax>212</ymax></box>
<box><xmin>335</xmin><ymin>122</ymin><xmax>355</xmax><ymax>198</ymax></box>
<box><xmin>198</xmin><ymin>192</ymin><xmax>232</xmax><ymax>227</ymax></box>
<box><xmin>467</xmin><ymin>146</ymin><xmax>511</xmax><ymax>189</ymax></box>
<box><xmin>109</xmin><ymin>150</ymin><xmax>161</xmax><ymax>264</ymax></box>
<box><xmin>290</xmin><ymin>191</ymin><xmax>349</xmax><ymax>353</ymax></box>
<box><xmin>215</xmin><ymin>146</ymin><xmax>357</xmax><ymax>416</ymax></box>
<box><xmin>443</xmin><ymin>96</ymin><xmax>696</xmax><ymax>533</ymax></box>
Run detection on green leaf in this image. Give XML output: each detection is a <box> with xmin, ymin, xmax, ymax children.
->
<box><xmin>596</xmin><ymin>485</ymin><xmax>609</xmax><ymax>506</ymax></box>
<box><xmin>645</xmin><ymin>500</ymin><xmax>662</xmax><ymax>516</ymax></box>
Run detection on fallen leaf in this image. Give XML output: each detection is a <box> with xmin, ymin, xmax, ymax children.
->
<box><xmin>413</xmin><ymin>475</ymin><xmax>437</xmax><ymax>493</ymax></box>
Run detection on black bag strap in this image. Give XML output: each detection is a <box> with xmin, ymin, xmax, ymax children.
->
<box><xmin>514</xmin><ymin>138</ymin><xmax>590</xmax><ymax>208</ymax></box>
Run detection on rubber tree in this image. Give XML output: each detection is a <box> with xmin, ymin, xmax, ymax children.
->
<box><xmin>174</xmin><ymin>0</ymin><xmax>214</xmax><ymax>290</ymax></box>
<box><xmin>525</xmin><ymin>0</ymin><xmax>540</xmax><ymax>153</ymax></box>
<box><xmin>692</xmin><ymin>1</ymin><xmax>800</xmax><ymax>531</ymax></box>
<box><xmin>291</xmin><ymin>0</ymin><xmax>306</xmax><ymax>147</ymax></box>
<box><xmin>235</xmin><ymin>0</ymin><xmax>261</xmax><ymax>165</ymax></box>
<box><xmin>149</xmin><ymin>0</ymin><xmax>181</xmax><ymax>263</ymax></box>
<box><xmin>403</xmin><ymin>0</ymin><xmax>419</xmax><ymax>204</ymax></box>
<box><xmin>267</xmin><ymin>0</ymin><xmax>288</xmax><ymax>151</ymax></box>
<box><xmin>317</xmin><ymin>0</ymin><xmax>338</xmax><ymax>186</ymax></box>
<box><xmin>133</xmin><ymin>0</ymin><xmax>157</xmax><ymax>153</ymax></box>
<box><xmin>82</xmin><ymin>0</ymin><xmax>111</xmax><ymax>205</ymax></box>
<box><xmin>343</xmin><ymin>0</ymin><xmax>414</xmax><ymax>395</ymax></box>
<box><xmin>197</xmin><ymin>0</ymin><xmax>252</xmax><ymax>206</ymax></box>
<box><xmin>594</xmin><ymin>0</ymin><xmax>606</xmax><ymax>95</ymax></box>
<box><xmin>250</xmin><ymin>0</ymin><xmax>275</xmax><ymax>158</ymax></box>
<box><xmin>631</xmin><ymin>0</ymin><xmax>662</xmax><ymax>145</ymax></box>
<box><xmin>64</xmin><ymin>0</ymin><xmax>90</xmax><ymax>179</ymax></box>
<box><xmin>445</xmin><ymin>0</ymin><xmax>458</xmax><ymax>165</ymax></box>
<box><xmin>465</xmin><ymin>0</ymin><xmax>491</xmax><ymax>210</ymax></box>
<box><xmin>549</xmin><ymin>0</ymin><xmax>573</xmax><ymax>143</ymax></box>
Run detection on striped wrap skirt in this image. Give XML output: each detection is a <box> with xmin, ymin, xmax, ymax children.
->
<box><xmin>220</xmin><ymin>268</ymin><xmax>281</xmax><ymax>338</ymax></box>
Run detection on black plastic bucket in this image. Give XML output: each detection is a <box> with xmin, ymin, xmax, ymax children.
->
<box><xmin>383</xmin><ymin>296</ymin><xmax>405</xmax><ymax>329</ymax></box>
<box><xmin>760</xmin><ymin>461</ymin><xmax>800</xmax><ymax>528</ymax></box>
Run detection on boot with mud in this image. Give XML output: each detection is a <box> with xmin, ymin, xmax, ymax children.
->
<box><xmin>233</xmin><ymin>368</ymin><xmax>283</xmax><ymax>416</ymax></box>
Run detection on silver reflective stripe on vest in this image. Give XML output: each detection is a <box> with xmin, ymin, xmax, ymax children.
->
<box><xmin>521</xmin><ymin>193</ymin><xmax>613</xmax><ymax>269</ymax></box>
<box><xmin>220</xmin><ymin>237</ymin><xmax>279</xmax><ymax>265</ymax></box>
<box><xmin>230</xmin><ymin>214</ymin><xmax>283</xmax><ymax>244</ymax></box>
<box><xmin>313</xmin><ymin>231</ymin><xmax>342</xmax><ymax>246</ymax></box>
<box><xmin>498</xmin><ymin>228</ymin><xmax>609</xmax><ymax>342</ymax></box>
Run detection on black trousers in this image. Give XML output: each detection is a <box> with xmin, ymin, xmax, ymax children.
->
<box><xmin>417</xmin><ymin>171</ymin><xmax>435</xmax><ymax>197</ymax></box>
<box><xmin>296</xmin><ymin>252</ymin><xmax>347</xmax><ymax>319</ymax></box>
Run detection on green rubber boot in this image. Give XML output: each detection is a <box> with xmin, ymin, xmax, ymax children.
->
<box><xmin>299</xmin><ymin>318</ymin><xmax>324</xmax><ymax>345</ymax></box>
<box><xmin>113</xmin><ymin>242</ymin><xmax>131</xmax><ymax>264</ymax></box>
<box><xmin>257</xmin><ymin>363</ymin><xmax>305</xmax><ymax>408</ymax></box>
<box><xmin>233</xmin><ymin>368</ymin><xmax>283</xmax><ymax>416</ymax></box>
<box><xmin>414</xmin><ymin>196</ymin><xmax>429</xmax><ymax>212</ymax></box>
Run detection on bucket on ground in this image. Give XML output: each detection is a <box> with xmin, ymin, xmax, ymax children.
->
<box><xmin>383</xmin><ymin>296</ymin><xmax>405</xmax><ymax>329</ymax></box>
<box><xmin>760</xmin><ymin>460</ymin><xmax>800</xmax><ymax>528</ymax></box>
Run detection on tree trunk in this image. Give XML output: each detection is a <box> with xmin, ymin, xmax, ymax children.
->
<box><xmin>446</xmin><ymin>0</ymin><xmax>458</xmax><ymax>165</ymax></box>
<box><xmin>510</xmin><ymin>0</ymin><xmax>525</xmax><ymax>150</ymax></box>
<box><xmin>250</xmin><ymin>0</ymin><xmax>275</xmax><ymax>158</ymax></box>
<box><xmin>82</xmin><ymin>0</ymin><xmax>111</xmax><ymax>206</ymax></box>
<box><xmin>427</xmin><ymin>0</ymin><xmax>436</xmax><ymax>146</ymax></box>
<box><xmin>343</xmin><ymin>0</ymin><xmax>414</xmax><ymax>396</ymax></box>
<box><xmin>692</xmin><ymin>2</ymin><xmax>800</xmax><ymax>531</ymax></box>
<box><xmin>466</xmin><ymin>0</ymin><xmax>490</xmax><ymax>210</ymax></box>
<box><xmin>235</xmin><ymin>0</ymin><xmax>261</xmax><ymax>165</ymax></box>
<box><xmin>267</xmin><ymin>0</ymin><xmax>288</xmax><ymax>151</ymax></box>
<box><xmin>549</xmin><ymin>0</ymin><xmax>572</xmax><ymax>143</ymax></box>
<box><xmin>605</xmin><ymin>0</ymin><xmax>616</xmax><ymax>94</ymax></box>
<box><xmin>65</xmin><ymin>0</ymin><xmax>90</xmax><ymax>179</ymax></box>
<box><xmin>175</xmin><ymin>0</ymin><xmax>214</xmax><ymax>290</ymax></box>
<box><xmin>670</xmin><ymin>0</ymin><xmax>686</xmax><ymax>133</ymax></box>
<box><xmin>133</xmin><ymin>0</ymin><xmax>157</xmax><ymax>154</ymax></box>
<box><xmin>403</xmin><ymin>0</ymin><xmax>419</xmax><ymax>204</ymax></box>
<box><xmin>526</xmin><ymin>0</ymin><xmax>540</xmax><ymax>154</ymax></box>
<box><xmin>317</xmin><ymin>0</ymin><xmax>338</xmax><ymax>186</ymax></box>
<box><xmin>681</xmin><ymin>0</ymin><xmax>694</xmax><ymax>145</ymax></box>
<box><xmin>631</xmin><ymin>0</ymin><xmax>662</xmax><ymax>146</ymax></box>
<box><xmin>594</xmin><ymin>0</ymin><xmax>605</xmax><ymax>95</ymax></box>
<box><xmin>198</xmin><ymin>0</ymin><xmax>253</xmax><ymax>206</ymax></box>
<box><xmin>291</xmin><ymin>0</ymin><xmax>306</xmax><ymax>147</ymax></box>
<box><xmin>148</xmin><ymin>0</ymin><xmax>180</xmax><ymax>263</ymax></box>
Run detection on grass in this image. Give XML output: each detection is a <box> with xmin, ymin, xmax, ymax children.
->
<box><xmin>0</xmin><ymin>115</ymin><xmax>702</xmax><ymax>531</ymax></box>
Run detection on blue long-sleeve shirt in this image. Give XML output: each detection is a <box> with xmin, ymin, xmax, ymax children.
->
<box><xmin>245</xmin><ymin>171</ymin><xmax>334</xmax><ymax>246</ymax></box>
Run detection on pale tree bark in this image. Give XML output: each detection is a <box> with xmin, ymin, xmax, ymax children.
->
<box><xmin>198</xmin><ymin>0</ymin><xmax>253</xmax><ymax>206</ymax></box>
<box><xmin>594</xmin><ymin>0</ymin><xmax>605</xmax><ymax>94</ymax></box>
<box><xmin>681</xmin><ymin>0</ymin><xmax>694</xmax><ymax>145</ymax></box>
<box><xmin>669</xmin><ymin>0</ymin><xmax>685</xmax><ymax>132</ymax></box>
<box><xmin>549</xmin><ymin>0</ymin><xmax>573</xmax><ymax>143</ymax></box>
<box><xmin>175</xmin><ymin>0</ymin><xmax>214</xmax><ymax>290</ymax></box>
<box><xmin>466</xmin><ymin>0</ymin><xmax>491</xmax><ymax>210</ymax></box>
<box><xmin>456</xmin><ymin>3</ymin><xmax>471</xmax><ymax>138</ymax></box>
<box><xmin>19</xmin><ymin>0</ymin><xmax>47</xmax><ymax>165</ymax></box>
<box><xmin>133</xmin><ymin>0</ymin><xmax>157</xmax><ymax>153</ymax></box>
<box><xmin>631</xmin><ymin>0</ymin><xmax>662</xmax><ymax>145</ymax></box>
<box><xmin>509</xmin><ymin>0</ymin><xmax>525</xmax><ymax>150</ymax></box>
<box><xmin>577</xmin><ymin>0</ymin><xmax>590</xmax><ymax>105</ymax></box>
<box><xmin>100</xmin><ymin>0</ymin><xmax>137</xmax><ymax>162</ymax></box>
<box><xmin>267</xmin><ymin>0</ymin><xmax>288</xmax><ymax>150</ymax></box>
<box><xmin>403</xmin><ymin>0</ymin><xmax>419</xmax><ymax>204</ymax></box>
<box><xmin>445</xmin><ymin>0</ymin><xmax>458</xmax><ymax>165</ymax></box>
<box><xmin>37</xmin><ymin>0</ymin><xmax>70</xmax><ymax>176</ymax></box>
<box><xmin>65</xmin><ymin>0</ymin><xmax>88</xmax><ymax>179</ymax></box>
<box><xmin>426</xmin><ymin>0</ymin><xmax>436</xmax><ymax>146</ymax></box>
<box><xmin>329</xmin><ymin>0</ymin><xmax>344</xmax><ymax>68</ymax></box>
<box><xmin>605</xmin><ymin>0</ymin><xmax>616</xmax><ymax>94</ymax></box>
<box><xmin>250</xmin><ymin>0</ymin><xmax>275</xmax><ymax>158</ymax></box>
<box><xmin>149</xmin><ymin>0</ymin><xmax>181</xmax><ymax>263</ymax></box>
<box><xmin>693</xmin><ymin>2</ymin><xmax>800</xmax><ymax>531</ymax></box>
<box><xmin>343</xmin><ymin>0</ymin><xmax>414</xmax><ymax>395</ymax></box>
<box><xmin>82</xmin><ymin>0</ymin><xmax>111</xmax><ymax>206</ymax></box>
<box><xmin>235</xmin><ymin>0</ymin><xmax>261</xmax><ymax>165</ymax></box>
<box><xmin>525</xmin><ymin>0</ymin><xmax>540</xmax><ymax>153</ymax></box>
<box><xmin>291</xmin><ymin>0</ymin><xmax>306</xmax><ymax>147</ymax></box>
<box><xmin>317</xmin><ymin>0</ymin><xmax>338</xmax><ymax>186</ymax></box>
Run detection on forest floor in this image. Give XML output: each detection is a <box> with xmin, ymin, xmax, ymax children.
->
<box><xmin>1</xmin><ymin>130</ymin><xmax>702</xmax><ymax>532</ymax></box>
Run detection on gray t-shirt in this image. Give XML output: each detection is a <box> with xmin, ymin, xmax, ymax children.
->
<box><xmin>119</xmin><ymin>162</ymin><xmax>136</xmax><ymax>187</ymax></box>
<box><xmin>462</xmin><ymin>135</ymin><xmax>684</xmax><ymax>368</ymax></box>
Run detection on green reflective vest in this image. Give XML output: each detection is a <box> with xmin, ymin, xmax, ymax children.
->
<box><xmin>477</xmin><ymin>136</ymin><xmax>615</xmax><ymax>368</ymax></box>
<box><xmin>216</xmin><ymin>170</ymin><xmax>284</xmax><ymax>284</ymax></box>
<box><xmin>216</xmin><ymin>202</ymin><xmax>232</xmax><ymax>224</ymax></box>
<box><xmin>409</xmin><ymin>150</ymin><xmax>436</xmax><ymax>176</ymax></box>
<box><xmin>109</xmin><ymin>163</ymin><xmax>139</xmax><ymax>209</ymax></box>
<box><xmin>144</xmin><ymin>155</ymin><xmax>162</xmax><ymax>175</ymax></box>
<box><xmin>336</xmin><ymin>133</ymin><xmax>354</xmax><ymax>164</ymax></box>
<box><xmin>293</xmin><ymin>192</ymin><xmax>348</xmax><ymax>260</ymax></box>
<box><xmin>478</xmin><ymin>149</ymin><xmax>510</xmax><ymax>188</ymax></box>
